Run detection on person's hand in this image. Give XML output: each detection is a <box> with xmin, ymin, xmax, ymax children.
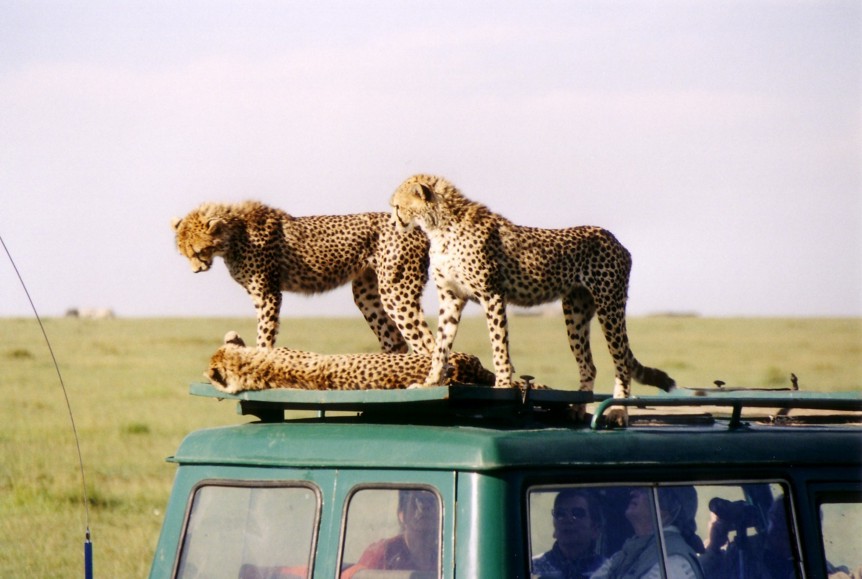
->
<box><xmin>705</xmin><ymin>513</ymin><xmax>731</xmax><ymax>553</ymax></box>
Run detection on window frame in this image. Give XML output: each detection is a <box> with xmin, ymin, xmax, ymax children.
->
<box><xmin>525</xmin><ymin>479</ymin><xmax>800</xmax><ymax>579</ymax></box>
<box><xmin>172</xmin><ymin>478</ymin><xmax>322</xmax><ymax>579</ymax></box>
<box><xmin>337</xmin><ymin>482</ymin><xmax>444</xmax><ymax>579</ymax></box>
<box><xmin>813</xmin><ymin>486</ymin><xmax>862</xmax><ymax>579</ymax></box>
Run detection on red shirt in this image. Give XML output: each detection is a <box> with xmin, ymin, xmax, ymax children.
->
<box><xmin>342</xmin><ymin>535</ymin><xmax>435</xmax><ymax>578</ymax></box>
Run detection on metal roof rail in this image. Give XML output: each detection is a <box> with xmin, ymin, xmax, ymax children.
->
<box><xmin>590</xmin><ymin>389</ymin><xmax>862</xmax><ymax>430</ymax></box>
<box><xmin>190</xmin><ymin>383</ymin><xmax>862</xmax><ymax>427</ymax></box>
<box><xmin>190</xmin><ymin>382</ymin><xmax>610</xmax><ymax>422</ymax></box>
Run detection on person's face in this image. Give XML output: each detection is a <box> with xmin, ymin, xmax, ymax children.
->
<box><xmin>625</xmin><ymin>488</ymin><xmax>655</xmax><ymax>532</ymax></box>
<box><xmin>400</xmin><ymin>492</ymin><xmax>439</xmax><ymax>534</ymax></box>
<box><xmin>552</xmin><ymin>495</ymin><xmax>600</xmax><ymax>556</ymax></box>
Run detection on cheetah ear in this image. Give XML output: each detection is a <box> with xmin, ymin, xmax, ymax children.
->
<box><xmin>412</xmin><ymin>183</ymin><xmax>434</xmax><ymax>202</ymax></box>
<box><xmin>207</xmin><ymin>218</ymin><xmax>225</xmax><ymax>235</ymax></box>
<box><xmin>206</xmin><ymin>367</ymin><xmax>226</xmax><ymax>387</ymax></box>
<box><xmin>224</xmin><ymin>331</ymin><xmax>245</xmax><ymax>347</ymax></box>
<box><xmin>171</xmin><ymin>217</ymin><xmax>182</xmax><ymax>230</ymax></box>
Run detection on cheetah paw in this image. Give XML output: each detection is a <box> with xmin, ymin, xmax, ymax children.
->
<box><xmin>491</xmin><ymin>379</ymin><xmax>516</xmax><ymax>389</ymax></box>
<box><xmin>605</xmin><ymin>407</ymin><xmax>629</xmax><ymax>428</ymax></box>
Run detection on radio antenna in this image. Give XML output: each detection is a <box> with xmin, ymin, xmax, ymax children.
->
<box><xmin>1</xmin><ymin>234</ymin><xmax>93</xmax><ymax>578</ymax></box>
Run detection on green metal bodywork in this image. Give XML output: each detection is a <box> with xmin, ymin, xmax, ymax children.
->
<box><xmin>149</xmin><ymin>385</ymin><xmax>862</xmax><ymax>579</ymax></box>
<box><xmin>171</xmin><ymin>413</ymin><xmax>861</xmax><ymax>472</ymax></box>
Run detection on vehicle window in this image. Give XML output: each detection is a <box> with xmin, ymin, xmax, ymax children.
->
<box><xmin>528</xmin><ymin>482</ymin><xmax>797</xmax><ymax>579</ymax></box>
<box><xmin>340</xmin><ymin>487</ymin><xmax>441</xmax><ymax>579</ymax></box>
<box><xmin>700</xmin><ymin>483</ymin><xmax>799</xmax><ymax>579</ymax></box>
<box><xmin>819</xmin><ymin>496</ymin><xmax>862</xmax><ymax>578</ymax></box>
<box><xmin>176</xmin><ymin>483</ymin><xmax>318</xmax><ymax>579</ymax></box>
<box><xmin>529</xmin><ymin>486</ymin><xmax>616</xmax><ymax>578</ymax></box>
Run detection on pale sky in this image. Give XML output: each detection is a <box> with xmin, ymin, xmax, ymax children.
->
<box><xmin>1</xmin><ymin>1</ymin><xmax>860</xmax><ymax>319</ymax></box>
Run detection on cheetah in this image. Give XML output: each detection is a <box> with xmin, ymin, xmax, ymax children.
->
<box><xmin>173</xmin><ymin>201</ymin><xmax>435</xmax><ymax>353</ymax></box>
<box><xmin>390</xmin><ymin>174</ymin><xmax>674</xmax><ymax>424</ymax></box>
<box><xmin>206</xmin><ymin>331</ymin><xmax>496</xmax><ymax>393</ymax></box>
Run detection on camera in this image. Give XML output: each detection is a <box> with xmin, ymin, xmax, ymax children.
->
<box><xmin>708</xmin><ymin>498</ymin><xmax>761</xmax><ymax>528</ymax></box>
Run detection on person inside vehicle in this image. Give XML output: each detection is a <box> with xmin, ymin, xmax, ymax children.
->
<box><xmin>591</xmin><ymin>486</ymin><xmax>705</xmax><ymax>579</ymax></box>
<box><xmin>532</xmin><ymin>489</ymin><xmax>607</xmax><ymax>578</ymax></box>
<box><xmin>701</xmin><ymin>494</ymin><xmax>796</xmax><ymax>579</ymax></box>
<box><xmin>828</xmin><ymin>561</ymin><xmax>862</xmax><ymax>579</ymax></box>
<box><xmin>341</xmin><ymin>489</ymin><xmax>439</xmax><ymax>578</ymax></box>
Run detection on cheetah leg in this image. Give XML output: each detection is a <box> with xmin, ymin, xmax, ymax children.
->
<box><xmin>562</xmin><ymin>288</ymin><xmax>596</xmax><ymax>420</ymax></box>
<box><xmin>596</xmin><ymin>305</ymin><xmax>633</xmax><ymax>427</ymax></box>
<box><xmin>478</xmin><ymin>292</ymin><xmax>514</xmax><ymax>388</ymax></box>
<box><xmin>377</xmin><ymin>272</ymin><xmax>435</xmax><ymax>355</ymax></box>
<box><xmin>425</xmin><ymin>289</ymin><xmax>466</xmax><ymax>386</ymax></box>
<box><xmin>351</xmin><ymin>270</ymin><xmax>409</xmax><ymax>354</ymax></box>
<box><xmin>248</xmin><ymin>277</ymin><xmax>282</xmax><ymax>348</ymax></box>
<box><xmin>562</xmin><ymin>288</ymin><xmax>597</xmax><ymax>392</ymax></box>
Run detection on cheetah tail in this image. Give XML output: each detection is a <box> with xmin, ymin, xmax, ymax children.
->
<box><xmin>630</xmin><ymin>358</ymin><xmax>676</xmax><ymax>392</ymax></box>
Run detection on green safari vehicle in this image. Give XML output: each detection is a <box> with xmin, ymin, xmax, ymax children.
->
<box><xmin>149</xmin><ymin>384</ymin><xmax>862</xmax><ymax>579</ymax></box>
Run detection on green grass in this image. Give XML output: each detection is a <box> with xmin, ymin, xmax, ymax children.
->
<box><xmin>0</xmin><ymin>315</ymin><xmax>860</xmax><ymax>577</ymax></box>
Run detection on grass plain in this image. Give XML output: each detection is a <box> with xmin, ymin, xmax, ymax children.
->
<box><xmin>0</xmin><ymin>315</ymin><xmax>860</xmax><ymax>577</ymax></box>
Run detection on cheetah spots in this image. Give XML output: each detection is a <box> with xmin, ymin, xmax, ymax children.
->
<box><xmin>176</xmin><ymin>202</ymin><xmax>434</xmax><ymax>353</ymax></box>
<box><xmin>391</xmin><ymin>174</ymin><xmax>674</xmax><ymax>400</ymax></box>
<box><xmin>207</xmin><ymin>333</ymin><xmax>494</xmax><ymax>392</ymax></box>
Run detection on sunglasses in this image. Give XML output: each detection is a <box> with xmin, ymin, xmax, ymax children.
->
<box><xmin>552</xmin><ymin>507</ymin><xmax>589</xmax><ymax>521</ymax></box>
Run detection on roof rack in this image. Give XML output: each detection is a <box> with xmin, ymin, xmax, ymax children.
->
<box><xmin>189</xmin><ymin>382</ymin><xmax>603</xmax><ymax>422</ymax></box>
<box><xmin>591</xmin><ymin>388</ymin><xmax>862</xmax><ymax>429</ymax></box>
<box><xmin>190</xmin><ymin>382</ymin><xmax>862</xmax><ymax>427</ymax></box>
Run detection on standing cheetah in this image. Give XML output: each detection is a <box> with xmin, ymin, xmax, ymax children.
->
<box><xmin>390</xmin><ymin>174</ymin><xmax>674</xmax><ymax>423</ymax></box>
<box><xmin>173</xmin><ymin>201</ymin><xmax>435</xmax><ymax>353</ymax></box>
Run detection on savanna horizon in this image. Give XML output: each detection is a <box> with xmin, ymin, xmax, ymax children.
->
<box><xmin>1</xmin><ymin>315</ymin><xmax>860</xmax><ymax>577</ymax></box>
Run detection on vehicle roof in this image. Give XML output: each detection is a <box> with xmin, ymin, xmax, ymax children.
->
<box><xmin>170</xmin><ymin>384</ymin><xmax>862</xmax><ymax>472</ymax></box>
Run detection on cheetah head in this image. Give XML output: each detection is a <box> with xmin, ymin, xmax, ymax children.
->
<box><xmin>172</xmin><ymin>210</ymin><xmax>229</xmax><ymax>273</ymax></box>
<box><xmin>205</xmin><ymin>331</ymin><xmax>247</xmax><ymax>391</ymax></box>
<box><xmin>390</xmin><ymin>174</ymin><xmax>441</xmax><ymax>232</ymax></box>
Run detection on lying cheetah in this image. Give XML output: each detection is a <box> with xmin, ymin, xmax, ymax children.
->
<box><xmin>206</xmin><ymin>332</ymin><xmax>495</xmax><ymax>393</ymax></box>
<box><xmin>173</xmin><ymin>201</ymin><xmax>435</xmax><ymax>353</ymax></box>
<box><xmin>390</xmin><ymin>174</ymin><xmax>674</xmax><ymax>423</ymax></box>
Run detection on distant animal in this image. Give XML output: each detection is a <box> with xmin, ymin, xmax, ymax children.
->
<box><xmin>65</xmin><ymin>307</ymin><xmax>115</xmax><ymax>320</ymax></box>
<box><xmin>172</xmin><ymin>201</ymin><xmax>435</xmax><ymax>353</ymax></box>
<box><xmin>389</xmin><ymin>174</ymin><xmax>675</xmax><ymax>425</ymax></box>
<box><xmin>206</xmin><ymin>331</ymin><xmax>496</xmax><ymax>393</ymax></box>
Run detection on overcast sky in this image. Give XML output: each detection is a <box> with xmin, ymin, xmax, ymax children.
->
<box><xmin>1</xmin><ymin>1</ymin><xmax>860</xmax><ymax>320</ymax></box>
